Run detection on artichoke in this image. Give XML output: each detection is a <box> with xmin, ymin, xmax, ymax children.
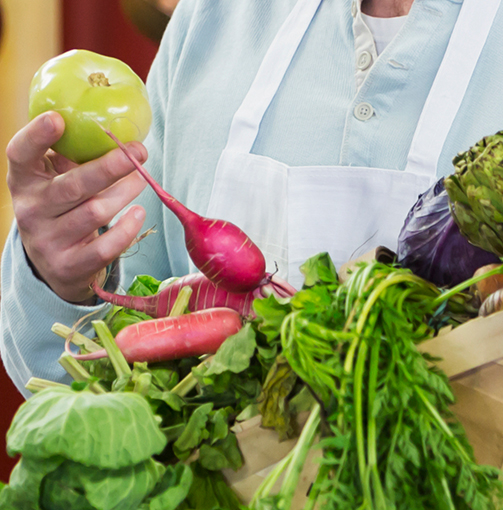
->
<box><xmin>444</xmin><ymin>131</ymin><xmax>503</xmax><ymax>256</ymax></box>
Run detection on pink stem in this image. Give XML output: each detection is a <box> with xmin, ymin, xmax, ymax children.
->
<box><xmin>101</xmin><ymin>126</ymin><xmax>197</xmax><ymax>226</ymax></box>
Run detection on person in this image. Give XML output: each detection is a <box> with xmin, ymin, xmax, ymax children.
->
<box><xmin>2</xmin><ymin>0</ymin><xmax>503</xmax><ymax>398</ymax></box>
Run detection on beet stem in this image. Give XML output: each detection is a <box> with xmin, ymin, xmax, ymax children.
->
<box><xmin>101</xmin><ymin>125</ymin><xmax>197</xmax><ymax>226</ymax></box>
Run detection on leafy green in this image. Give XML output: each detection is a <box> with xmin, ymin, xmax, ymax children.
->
<box><xmin>257</xmin><ymin>355</ymin><xmax>298</xmax><ymax>440</ymax></box>
<box><xmin>7</xmin><ymin>387</ymin><xmax>167</xmax><ymax>469</ymax></box>
<box><xmin>0</xmin><ymin>456</ymin><xmax>63</xmax><ymax>510</ymax></box>
<box><xmin>199</xmin><ymin>432</ymin><xmax>243</xmax><ymax>471</ymax></box>
<box><xmin>203</xmin><ymin>324</ymin><xmax>257</xmax><ymax>376</ymax></box>
<box><xmin>174</xmin><ymin>403</ymin><xmax>213</xmax><ymax>460</ymax></box>
<box><xmin>127</xmin><ymin>274</ymin><xmax>162</xmax><ymax>296</ymax></box>
<box><xmin>299</xmin><ymin>251</ymin><xmax>338</xmax><ymax>287</ymax></box>
<box><xmin>144</xmin><ymin>463</ymin><xmax>193</xmax><ymax>510</ymax></box>
<box><xmin>178</xmin><ymin>462</ymin><xmax>242</xmax><ymax>510</ymax></box>
<box><xmin>40</xmin><ymin>458</ymin><xmax>165</xmax><ymax>510</ymax></box>
<box><xmin>275</xmin><ymin>260</ymin><xmax>503</xmax><ymax>509</ymax></box>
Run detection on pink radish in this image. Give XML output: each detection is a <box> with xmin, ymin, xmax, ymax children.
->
<box><xmin>69</xmin><ymin>307</ymin><xmax>242</xmax><ymax>364</ymax></box>
<box><xmin>102</xmin><ymin>127</ymin><xmax>266</xmax><ymax>293</ymax></box>
<box><xmin>92</xmin><ymin>272</ymin><xmax>296</xmax><ymax>318</ymax></box>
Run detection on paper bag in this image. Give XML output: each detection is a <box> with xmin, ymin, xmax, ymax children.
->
<box><xmin>223</xmin><ymin>414</ymin><xmax>321</xmax><ymax>508</ymax></box>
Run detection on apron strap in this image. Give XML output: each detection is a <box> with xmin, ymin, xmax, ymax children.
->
<box><xmin>224</xmin><ymin>0</ymin><xmax>323</xmax><ymax>155</ymax></box>
<box><xmin>405</xmin><ymin>0</ymin><xmax>502</xmax><ymax>178</ymax></box>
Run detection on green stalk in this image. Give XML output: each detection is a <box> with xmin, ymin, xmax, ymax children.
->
<box><xmin>367</xmin><ymin>337</ymin><xmax>386</xmax><ymax>509</ymax></box>
<box><xmin>168</xmin><ymin>286</ymin><xmax>193</xmax><ymax>316</ymax></box>
<box><xmin>356</xmin><ymin>274</ymin><xmax>435</xmax><ymax>335</ymax></box>
<box><xmin>431</xmin><ymin>263</ymin><xmax>503</xmax><ymax>307</ymax></box>
<box><xmin>92</xmin><ymin>320</ymin><xmax>132</xmax><ymax>379</ymax></box>
<box><xmin>249</xmin><ymin>448</ymin><xmax>295</xmax><ymax>508</ymax></box>
<box><xmin>58</xmin><ymin>353</ymin><xmax>106</xmax><ymax>394</ymax></box>
<box><xmin>171</xmin><ymin>355</ymin><xmax>213</xmax><ymax>397</ymax></box>
<box><xmin>51</xmin><ymin>322</ymin><xmax>102</xmax><ymax>352</ymax></box>
<box><xmin>277</xmin><ymin>403</ymin><xmax>321</xmax><ymax>510</ymax></box>
<box><xmin>303</xmin><ymin>464</ymin><xmax>330</xmax><ymax>510</ymax></box>
<box><xmin>414</xmin><ymin>385</ymin><xmax>472</xmax><ymax>464</ymax></box>
<box><xmin>25</xmin><ymin>377</ymin><xmax>69</xmax><ymax>394</ymax></box>
<box><xmin>354</xmin><ymin>339</ymin><xmax>371</xmax><ymax>507</ymax></box>
<box><xmin>441</xmin><ymin>475</ymin><xmax>456</xmax><ymax>510</ymax></box>
<box><xmin>133</xmin><ymin>372</ymin><xmax>152</xmax><ymax>396</ymax></box>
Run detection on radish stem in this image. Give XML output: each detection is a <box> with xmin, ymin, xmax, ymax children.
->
<box><xmin>168</xmin><ymin>286</ymin><xmax>192</xmax><ymax>317</ymax></box>
<box><xmin>25</xmin><ymin>377</ymin><xmax>69</xmax><ymax>394</ymax></box>
<box><xmin>58</xmin><ymin>353</ymin><xmax>106</xmax><ymax>394</ymax></box>
<box><xmin>92</xmin><ymin>320</ymin><xmax>132</xmax><ymax>379</ymax></box>
<box><xmin>52</xmin><ymin>322</ymin><xmax>102</xmax><ymax>353</ymax></box>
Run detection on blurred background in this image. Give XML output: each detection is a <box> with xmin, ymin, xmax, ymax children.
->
<box><xmin>0</xmin><ymin>0</ymin><xmax>177</xmax><ymax>481</ymax></box>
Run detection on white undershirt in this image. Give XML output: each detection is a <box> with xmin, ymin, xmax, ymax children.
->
<box><xmin>361</xmin><ymin>13</ymin><xmax>407</xmax><ymax>55</ymax></box>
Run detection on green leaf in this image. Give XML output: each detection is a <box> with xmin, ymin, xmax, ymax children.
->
<box><xmin>106</xmin><ymin>307</ymin><xmax>153</xmax><ymax>336</ymax></box>
<box><xmin>203</xmin><ymin>324</ymin><xmax>257</xmax><ymax>376</ymax></box>
<box><xmin>7</xmin><ymin>387</ymin><xmax>166</xmax><ymax>469</ymax></box>
<box><xmin>180</xmin><ymin>462</ymin><xmax>242</xmax><ymax>510</ymax></box>
<box><xmin>0</xmin><ymin>456</ymin><xmax>63</xmax><ymax>510</ymax></box>
<box><xmin>174</xmin><ymin>403</ymin><xmax>214</xmax><ymax>460</ymax></box>
<box><xmin>209</xmin><ymin>408</ymin><xmax>230</xmax><ymax>444</ymax></box>
<box><xmin>299</xmin><ymin>252</ymin><xmax>338</xmax><ymax>287</ymax></box>
<box><xmin>40</xmin><ymin>458</ymin><xmax>165</xmax><ymax>510</ymax></box>
<box><xmin>199</xmin><ymin>433</ymin><xmax>243</xmax><ymax>472</ymax></box>
<box><xmin>147</xmin><ymin>463</ymin><xmax>193</xmax><ymax>510</ymax></box>
<box><xmin>127</xmin><ymin>274</ymin><xmax>162</xmax><ymax>296</ymax></box>
<box><xmin>257</xmin><ymin>355</ymin><xmax>298</xmax><ymax>441</ymax></box>
<box><xmin>253</xmin><ymin>295</ymin><xmax>292</xmax><ymax>345</ymax></box>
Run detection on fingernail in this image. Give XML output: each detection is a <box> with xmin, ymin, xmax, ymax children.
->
<box><xmin>43</xmin><ymin>113</ymin><xmax>54</xmax><ymax>132</ymax></box>
<box><xmin>133</xmin><ymin>207</ymin><xmax>145</xmax><ymax>221</ymax></box>
<box><xmin>128</xmin><ymin>145</ymin><xmax>145</xmax><ymax>162</ymax></box>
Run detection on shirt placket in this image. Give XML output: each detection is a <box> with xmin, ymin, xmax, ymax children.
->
<box><xmin>352</xmin><ymin>0</ymin><xmax>378</xmax><ymax>91</ymax></box>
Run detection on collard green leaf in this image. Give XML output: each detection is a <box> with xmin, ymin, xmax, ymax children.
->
<box><xmin>41</xmin><ymin>458</ymin><xmax>165</xmax><ymax>510</ymax></box>
<box><xmin>0</xmin><ymin>456</ymin><xmax>63</xmax><ymax>510</ymax></box>
<box><xmin>203</xmin><ymin>324</ymin><xmax>257</xmax><ymax>376</ymax></box>
<box><xmin>7</xmin><ymin>387</ymin><xmax>166</xmax><ymax>469</ymax></box>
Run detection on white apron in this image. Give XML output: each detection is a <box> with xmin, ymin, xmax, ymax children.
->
<box><xmin>206</xmin><ymin>0</ymin><xmax>500</xmax><ymax>290</ymax></box>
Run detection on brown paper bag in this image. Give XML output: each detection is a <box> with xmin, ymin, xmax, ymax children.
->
<box><xmin>223</xmin><ymin>414</ymin><xmax>321</xmax><ymax>508</ymax></box>
<box><xmin>420</xmin><ymin>310</ymin><xmax>503</xmax><ymax>468</ymax></box>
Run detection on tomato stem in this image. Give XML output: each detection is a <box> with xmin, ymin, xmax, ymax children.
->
<box><xmin>88</xmin><ymin>72</ymin><xmax>110</xmax><ymax>87</ymax></box>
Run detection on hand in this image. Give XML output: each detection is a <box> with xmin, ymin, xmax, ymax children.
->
<box><xmin>6</xmin><ymin>111</ymin><xmax>148</xmax><ymax>304</ymax></box>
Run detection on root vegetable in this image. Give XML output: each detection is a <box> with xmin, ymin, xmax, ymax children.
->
<box><xmin>102</xmin><ymin>126</ymin><xmax>266</xmax><ymax>293</ymax></box>
<box><xmin>68</xmin><ymin>307</ymin><xmax>243</xmax><ymax>363</ymax></box>
<box><xmin>92</xmin><ymin>272</ymin><xmax>296</xmax><ymax>318</ymax></box>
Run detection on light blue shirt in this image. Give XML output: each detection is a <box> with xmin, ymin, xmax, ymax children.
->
<box><xmin>3</xmin><ymin>0</ymin><xmax>503</xmax><ymax>397</ymax></box>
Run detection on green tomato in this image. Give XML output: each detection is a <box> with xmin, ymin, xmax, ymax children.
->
<box><xmin>28</xmin><ymin>49</ymin><xmax>152</xmax><ymax>164</ymax></box>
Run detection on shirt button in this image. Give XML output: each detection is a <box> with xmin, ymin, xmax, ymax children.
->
<box><xmin>354</xmin><ymin>102</ymin><xmax>374</xmax><ymax>121</ymax></box>
<box><xmin>351</xmin><ymin>1</ymin><xmax>357</xmax><ymax>17</ymax></box>
<box><xmin>357</xmin><ymin>51</ymin><xmax>372</xmax><ymax>70</ymax></box>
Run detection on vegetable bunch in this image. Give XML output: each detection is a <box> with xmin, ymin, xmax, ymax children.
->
<box><xmin>244</xmin><ymin>255</ymin><xmax>503</xmax><ymax>509</ymax></box>
<box><xmin>0</xmin><ymin>387</ymin><xmax>194</xmax><ymax>510</ymax></box>
<box><xmin>3</xmin><ymin>254</ymin><xmax>503</xmax><ymax>510</ymax></box>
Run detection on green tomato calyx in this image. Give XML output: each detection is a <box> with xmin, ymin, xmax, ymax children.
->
<box><xmin>88</xmin><ymin>72</ymin><xmax>110</xmax><ymax>87</ymax></box>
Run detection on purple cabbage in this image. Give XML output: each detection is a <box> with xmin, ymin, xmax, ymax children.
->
<box><xmin>397</xmin><ymin>178</ymin><xmax>500</xmax><ymax>288</ymax></box>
